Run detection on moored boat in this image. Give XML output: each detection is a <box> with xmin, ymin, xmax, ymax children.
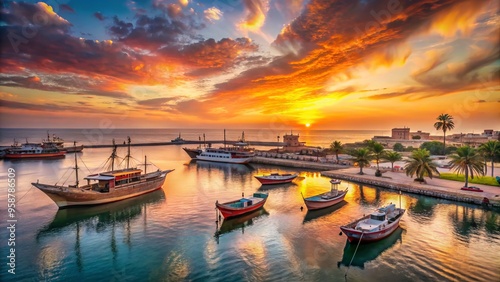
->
<box><xmin>196</xmin><ymin>148</ymin><xmax>253</xmax><ymax>164</ymax></box>
<box><xmin>254</xmin><ymin>173</ymin><xmax>298</xmax><ymax>185</ymax></box>
<box><xmin>42</xmin><ymin>132</ymin><xmax>84</xmax><ymax>153</ymax></box>
<box><xmin>302</xmin><ymin>179</ymin><xmax>348</xmax><ymax>210</ymax></box>
<box><xmin>31</xmin><ymin>138</ymin><xmax>174</xmax><ymax>208</ymax></box>
<box><xmin>216</xmin><ymin>192</ymin><xmax>268</xmax><ymax>218</ymax></box>
<box><xmin>183</xmin><ymin>147</ymin><xmax>202</xmax><ymax>159</ymax></box>
<box><xmin>340</xmin><ymin>203</ymin><xmax>405</xmax><ymax>243</ymax></box>
<box><xmin>171</xmin><ymin>133</ymin><xmax>186</xmax><ymax>144</ymax></box>
<box><xmin>4</xmin><ymin>141</ymin><xmax>66</xmax><ymax>159</ymax></box>
<box><xmin>460</xmin><ymin>186</ymin><xmax>483</xmax><ymax>192</ymax></box>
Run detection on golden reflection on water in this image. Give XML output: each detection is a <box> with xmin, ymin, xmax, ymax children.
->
<box><xmin>37</xmin><ymin>243</ymin><xmax>64</xmax><ymax>280</ymax></box>
<box><xmin>235</xmin><ymin>237</ymin><xmax>269</xmax><ymax>280</ymax></box>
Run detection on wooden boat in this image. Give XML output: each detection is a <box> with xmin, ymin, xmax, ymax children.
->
<box><xmin>460</xmin><ymin>186</ymin><xmax>483</xmax><ymax>192</ymax></box>
<box><xmin>340</xmin><ymin>204</ymin><xmax>405</xmax><ymax>243</ymax></box>
<box><xmin>302</xmin><ymin>179</ymin><xmax>348</xmax><ymax>210</ymax></box>
<box><xmin>254</xmin><ymin>173</ymin><xmax>298</xmax><ymax>185</ymax></box>
<box><xmin>216</xmin><ymin>192</ymin><xmax>268</xmax><ymax>218</ymax></box>
<box><xmin>31</xmin><ymin>139</ymin><xmax>174</xmax><ymax>208</ymax></box>
<box><xmin>4</xmin><ymin>141</ymin><xmax>66</xmax><ymax>159</ymax></box>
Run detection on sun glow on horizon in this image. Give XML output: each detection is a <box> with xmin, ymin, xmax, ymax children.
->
<box><xmin>305</xmin><ymin>123</ymin><xmax>311</xmax><ymax>128</ymax></box>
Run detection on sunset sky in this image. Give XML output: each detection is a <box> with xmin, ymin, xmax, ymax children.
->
<box><xmin>0</xmin><ymin>0</ymin><xmax>499</xmax><ymax>132</ymax></box>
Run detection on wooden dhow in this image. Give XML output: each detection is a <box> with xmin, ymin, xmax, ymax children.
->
<box><xmin>32</xmin><ymin>139</ymin><xmax>173</xmax><ymax>208</ymax></box>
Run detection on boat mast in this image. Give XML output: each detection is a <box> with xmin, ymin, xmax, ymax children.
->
<box><xmin>126</xmin><ymin>136</ymin><xmax>131</xmax><ymax>169</ymax></box>
<box><xmin>74</xmin><ymin>141</ymin><xmax>79</xmax><ymax>187</ymax></box>
<box><xmin>111</xmin><ymin>139</ymin><xmax>117</xmax><ymax>171</ymax></box>
<box><xmin>144</xmin><ymin>155</ymin><xmax>147</xmax><ymax>174</ymax></box>
<box><xmin>224</xmin><ymin>129</ymin><xmax>226</xmax><ymax>148</ymax></box>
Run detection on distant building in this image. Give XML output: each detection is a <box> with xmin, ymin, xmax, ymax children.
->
<box><xmin>283</xmin><ymin>132</ymin><xmax>305</xmax><ymax>147</ymax></box>
<box><xmin>410</xmin><ymin>130</ymin><xmax>430</xmax><ymax>140</ymax></box>
<box><xmin>391</xmin><ymin>128</ymin><xmax>410</xmax><ymax>140</ymax></box>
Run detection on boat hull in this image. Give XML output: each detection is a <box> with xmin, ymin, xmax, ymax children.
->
<box><xmin>340</xmin><ymin>210</ymin><xmax>405</xmax><ymax>243</ymax></box>
<box><xmin>254</xmin><ymin>174</ymin><xmax>297</xmax><ymax>185</ymax></box>
<box><xmin>196</xmin><ymin>155</ymin><xmax>252</xmax><ymax>164</ymax></box>
<box><xmin>62</xmin><ymin>145</ymin><xmax>84</xmax><ymax>153</ymax></box>
<box><xmin>183</xmin><ymin>148</ymin><xmax>202</xmax><ymax>159</ymax></box>
<box><xmin>32</xmin><ymin>170</ymin><xmax>172</xmax><ymax>208</ymax></box>
<box><xmin>303</xmin><ymin>190</ymin><xmax>347</xmax><ymax>210</ymax></box>
<box><xmin>216</xmin><ymin>197</ymin><xmax>267</xmax><ymax>218</ymax></box>
<box><xmin>4</xmin><ymin>151</ymin><xmax>66</xmax><ymax>159</ymax></box>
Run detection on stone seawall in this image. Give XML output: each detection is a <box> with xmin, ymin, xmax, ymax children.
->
<box><xmin>321</xmin><ymin>171</ymin><xmax>500</xmax><ymax>208</ymax></box>
<box><xmin>250</xmin><ymin>156</ymin><xmax>345</xmax><ymax>171</ymax></box>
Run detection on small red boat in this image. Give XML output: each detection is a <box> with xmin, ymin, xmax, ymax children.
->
<box><xmin>460</xmin><ymin>186</ymin><xmax>483</xmax><ymax>192</ymax></box>
<box><xmin>254</xmin><ymin>173</ymin><xmax>298</xmax><ymax>185</ymax></box>
<box><xmin>340</xmin><ymin>204</ymin><xmax>405</xmax><ymax>243</ymax></box>
<box><xmin>216</xmin><ymin>192</ymin><xmax>268</xmax><ymax>218</ymax></box>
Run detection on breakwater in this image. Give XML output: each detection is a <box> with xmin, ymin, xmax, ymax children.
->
<box><xmin>250</xmin><ymin>156</ymin><xmax>346</xmax><ymax>170</ymax></box>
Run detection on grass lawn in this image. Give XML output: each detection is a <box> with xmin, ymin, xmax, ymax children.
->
<box><xmin>439</xmin><ymin>173</ymin><xmax>499</xmax><ymax>186</ymax></box>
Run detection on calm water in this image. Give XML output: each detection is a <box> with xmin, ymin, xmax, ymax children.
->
<box><xmin>0</xmin><ymin>129</ymin><xmax>499</xmax><ymax>281</ymax></box>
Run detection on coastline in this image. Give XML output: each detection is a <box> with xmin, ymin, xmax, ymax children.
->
<box><xmin>250</xmin><ymin>156</ymin><xmax>500</xmax><ymax>208</ymax></box>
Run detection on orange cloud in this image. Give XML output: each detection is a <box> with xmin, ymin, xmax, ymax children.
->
<box><xmin>239</xmin><ymin>0</ymin><xmax>269</xmax><ymax>32</ymax></box>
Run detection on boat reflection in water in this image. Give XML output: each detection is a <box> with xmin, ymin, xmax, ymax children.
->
<box><xmin>215</xmin><ymin>208</ymin><xmax>269</xmax><ymax>242</ymax></box>
<box><xmin>37</xmin><ymin>189</ymin><xmax>165</xmax><ymax>237</ymax></box>
<box><xmin>258</xmin><ymin>181</ymin><xmax>297</xmax><ymax>191</ymax></box>
<box><xmin>338</xmin><ymin>227</ymin><xmax>404</xmax><ymax>269</ymax></box>
<box><xmin>303</xmin><ymin>201</ymin><xmax>347</xmax><ymax>223</ymax></box>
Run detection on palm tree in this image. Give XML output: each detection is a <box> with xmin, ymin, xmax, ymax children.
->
<box><xmin>385</xmin><ymin>151</ymin><xmax>403</xmax><ymax>171</ymax></box>
<box><xmin>330</xmin><ymin>141</ymin><xmax>343</xmax><ymax>163</ymax></box>
<box><xmin>404</xmin><ymin>149</ymin><xmax>440</xmax><ymax>183</ymax></box>
<box><xmin>448</xmin><ymin>146</ymin><xmax>484</xmax><ymax>187</ymax></box>
<box><xmin>349</xmin><ymin>148</ymin><xmax>373</xmax><ymax>175</ymax></box>
<box><xmin>479</xmin><ymin>140</ymin><xmax>500</xmax><ymax>177</ymax></box>
<box><xmin>434</xmin><ymin>113</ymin><xmax>455</xmax><ymax>155</ymax></box>
<box><xmin>371</xmin><ymin>142</ymin><xmax>385</xmax><ymax>175</ymax></box>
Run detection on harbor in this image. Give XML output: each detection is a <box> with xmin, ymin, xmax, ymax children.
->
<box><xmin>1</xmin><ymin>140</ymin><xmax>499</xmax><ymax>281</ymax></box>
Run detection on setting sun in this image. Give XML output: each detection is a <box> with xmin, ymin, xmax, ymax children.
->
<box><xmin>305</xmin><ymin>123</ymin><xmax>311</xmax><ymax>128</ymax></box>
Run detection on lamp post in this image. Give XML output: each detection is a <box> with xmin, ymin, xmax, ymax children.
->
<box><xmin>277</xmin><ymin>136</ymin><xmax>280</xmax><ymax>152</ymax></box>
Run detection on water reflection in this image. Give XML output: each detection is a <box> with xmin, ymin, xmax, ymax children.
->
<box><xmin>215</xmin><ymin>208</ymin><xmax>269</xmax><ymax>242</ymax></box>
<box><xmin>303</xmin><ymin>201</ymin><xmax>347</xmax><ymax>223</ymax></box>
<box><xmin>37</xmin><ymin>189</ymin><xmax>165</xmax><ymax>237</ymax></box>
<box><xmin>338</xmin><ymin>227</ymin><xmax>404</xmax><ymax>269</ymax></box>
<box><xmin>408</xmin><ymin>197</ymin><xmax>438</xmax><ymax>222</ymax></box>
<box><xmin>257</xmin><ymin>182</ymin><xmax>298</xmax><ymax>191</ymax></box>
<box><xmin>356</xmin><ymin>184</ymin><xmax>382</xmax><ymax>206</ymax></box>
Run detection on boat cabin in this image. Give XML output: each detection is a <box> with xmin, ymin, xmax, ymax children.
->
<box><xmin>84</xmin><ymin>169</ymin><xmax>142</xmax><ymax>192</ymax></box>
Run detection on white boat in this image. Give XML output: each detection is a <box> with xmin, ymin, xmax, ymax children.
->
<box><xmin>254</xmin><ymin>173</ymin><xmax>298</xmax><ymax>185</ymax></box>
<box><xmin>302</xmin><ymin>179</ymin><xmax>348</xmax><ymax>210</ymax></box>
<box><xmin>196</xmin><ymin>148</ymin><xmax>253</xmax><ymax>164</ymax></box>
<box><xmin>340</xmin><ymin>203</ymin><xmax>405</xmax><ymax>243</ymax></box>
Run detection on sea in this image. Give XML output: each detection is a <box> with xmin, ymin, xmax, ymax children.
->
<box><xmin>0</xmin><ymin>128</ymin><xmax>499</xmax><ymax>281</ymax></box>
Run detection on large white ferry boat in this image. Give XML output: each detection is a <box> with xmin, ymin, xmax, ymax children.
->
<box><xmin>196</xmin><ymin>148</ymin><xmax>253</xmax><ymax>164</ymax></box>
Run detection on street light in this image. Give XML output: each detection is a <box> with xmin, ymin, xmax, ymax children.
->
<box><xmin>277</xmin><ymin>135</ymin><xmax>280</xmax><ymax>152</ymax></box>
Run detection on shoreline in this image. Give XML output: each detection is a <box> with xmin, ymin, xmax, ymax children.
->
<box><xmin>250</xmin><ymin>156</ymin><xmax>500</xmax><ymax>208</ymax></box>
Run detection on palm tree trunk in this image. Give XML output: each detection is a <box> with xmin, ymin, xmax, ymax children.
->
<box><xmin>336</xmin><ymin>152</ymin><xmax>339</xmax><ymax>162</ymax></box>
<box><xmin>443</xmin><ymin>130</ymin><xmax>446</xmax><ymax>155</ymax></box>
<box><xmin>360</xmin><ymin>165</ymin><xmax>364</xmax><ymax>175</ymax></box>
<box><xmin>465</xmin><ymin>169</ymin><xmax>469</xmax><ymax>187</ymax></box>
<box><xmin>391</xmin><ymin>162</ymin><xmax>394</xmax><ymax>171</ymax></box>
<box><xmin>492</xmin><ymin>159</ymin><xmax>495</xmax><ymax>177</ymax></box>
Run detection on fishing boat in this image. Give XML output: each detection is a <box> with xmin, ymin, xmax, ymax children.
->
<box><xmin>254</xmin><ymin>173</ymin><xmax>298</xmax><ymax>185</ymax></box>
<box><xmin>302</xmin><ymin>179</ymin><xmax>348</xmax><ymax>210</ymax></box>
<box><xmin>4</xmin><ymin>141</ymin><xmax>66</xmax><ymax>159</ymax></box>
<box><xmin>460</xmin><ymin>186</ymin><xmax>483</xmax><ymax>192</ymax></box>
<box><xmin>196</xmin><ymin>148</ymin><xmax>253</xmax><ymax>164</ymax></box>
<box><xmin>31</xmin><ymin>139</ymin><xmax>174</xmax><ymax>208</ymax></box>
<box><xmin>340</xmin><ymin>203</ymin><xmax>405</xmax><ymax>243</ymax></box>
<box><xmin>216</xmin><ymin>192</ymin><xmax>268</xmax><ymax>219</ymax></box>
